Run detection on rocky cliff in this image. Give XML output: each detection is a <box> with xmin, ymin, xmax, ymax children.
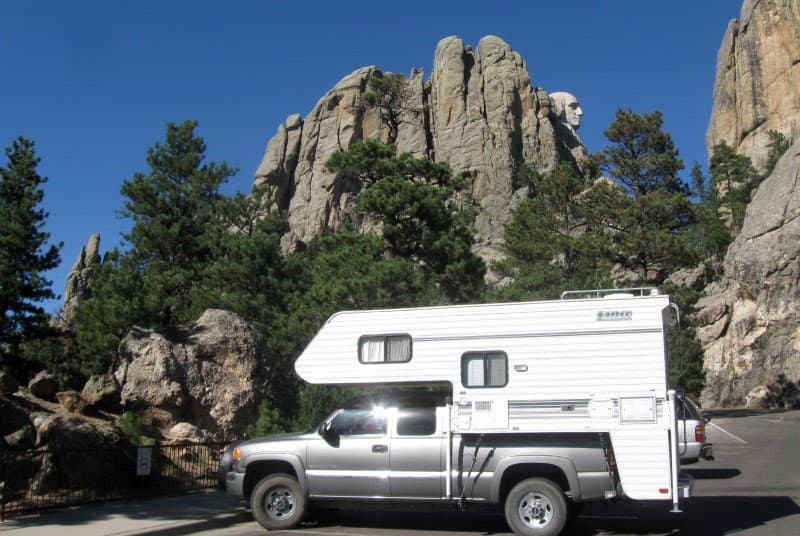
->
<box><xmin>706</xmin><ymin>0</ymin><xmax>800</xmax><ymax>171</ymax></box>
<box><xmin>254</xmin><ymin>36</ymin><xmax>586</xmax><ymax>274</ymax></box>
<box><xmin>699</xmin><ymin>0</ymin><xmax>800</xmax><ymax>408</ymax></box>
<box><xmin>697</xmin><ymin>139</ymin><xmax>800</xmax><ymax>407</ymax></box>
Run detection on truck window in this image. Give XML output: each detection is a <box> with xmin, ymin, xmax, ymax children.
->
<box><xmin>396</xmin><ymin>407</ymin><xmax>437</xmax><ymax>436</ymax></box>
<box><xmin>461</xmin><ymin>351</ymin><xmax>508</xmax><ymax>388</ymax></box>
<box><xmin>358</xmin><ymin>334</ymin><xmax>412</xmax><ymax>363</ymax></box>
<box><xmin>330</xmin><ymin>409</ymin><xmax>387</xmax><ymax>435</ymax></box>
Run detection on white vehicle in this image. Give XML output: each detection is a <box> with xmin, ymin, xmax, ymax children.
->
<box><xmin>223</xmin><ymin>288</ymin><xmax>692</xmax><ymax>536</ymax></box>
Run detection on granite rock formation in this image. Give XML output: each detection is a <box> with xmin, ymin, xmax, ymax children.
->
<box><xmin>28</xmin><ymin>370</ymin><xmax>59</xmax><ymax>399</ymax></box>
<box><xmin>54</xmin><ymin>233</ymin><xmax>101</xmax><ymax>331</ymax></box>
<box><xmin>706</xmin><ymin>0</ymin><xmax>800</xmax><ymax>172</ymax></box>
<box><xmin>254</xmin><ymin>36</ymin><xmax>587</xmax><ymax>273</ymax></box>
<box><xmin>697</xmin><ymin>139</ymin><xmax>800</xmax><ymax>407</ymax></box>
<box><xmin>81</xmin><ymin>373</ymin><xmax>121</xmax><ymax>410</ymax></box>
<box><xmin>113</xmin><ymin>309</ymin><xmax>268</xmax><ymax>439</ymax></box>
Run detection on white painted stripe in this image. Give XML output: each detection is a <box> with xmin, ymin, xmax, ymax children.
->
<box><xmin>709</xmin><ymin>422</ymin><xmax>748</xmax><ymax>444</ymax></box>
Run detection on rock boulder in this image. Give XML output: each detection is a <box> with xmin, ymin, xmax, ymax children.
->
<box><xmin>114</xmin><ymin>309</ymin><xmax>269</xmax><ymax>439</ymax></box>
<box><xmin>81</xmin><ymin>373</ymin><xmax>121</xmax><ymax>410</ymax></box>
<box><xmin>28</xmin><ymin>370</ymin><xmax>59</xmax><ymax>399</ymax></box>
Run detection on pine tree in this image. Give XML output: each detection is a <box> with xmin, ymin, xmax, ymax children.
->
<box><xmin>764</xmin><ymin>130</ymin><xmax>792</xmax><ymax>177</ymax></box>
<box><xmin>709</xmin><ymin>141</ymin><xmax>758</xmax><ymax>235</ymax></box>
<box><xmin>119</xmin><ymin>120</ymin><xmax>236</xmax><ymax>325</ymax></box>
<box><xmin>196</xmin><ymin>186</ymin><xmax>289</xmax><ymax>334</ymax></box>
<box><xmin>688</xmin><ymin>162</ymin><xmax>731</xmax><ymax>261</ymax></box>
<box><xmin>326</xmin><ymin>140</ymin><xmax>485</xmax><ymax>302</ymax></box>
<box><xmin>75</xmin><ymin>121</ymin><xmax>235</xmax><ymax>371</ymax></box>
<box><xmin>0</xmin><ymin>136</ymin><xmax>61</xmax><ymax>371</ymax></box>
<box><xmin>363</xmin><ymin>72</ymin><xmax>409</xmax><ymax>145</ymax></box>
<box><xmin>494</xmin><ymin>163</ymin><xmax>612</xmax><ymax>300</ymax></box>
<box><xmin>600</xmin><ymin>110</ymin><xmax>696</xmax><ymax>282</ymax></box>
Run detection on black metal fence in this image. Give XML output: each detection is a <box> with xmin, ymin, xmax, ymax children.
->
<box><xmin>0</xmin><ymin>442</ymin><xmax>225</xmax><ymax>520</ymax></box>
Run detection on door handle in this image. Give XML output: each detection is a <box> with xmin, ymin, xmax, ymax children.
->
<box><xmin>372</xmin><ymin>444</ymin><xmax>388</xmax><ymax>453</ymax></box>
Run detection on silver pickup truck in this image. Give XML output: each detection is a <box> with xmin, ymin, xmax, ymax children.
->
<box><xmin>220</xmin><ymin>392</ymin><xmax>619</xmax><ymax>536</ymax></box>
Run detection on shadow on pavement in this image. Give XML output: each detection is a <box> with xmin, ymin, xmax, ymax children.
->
<box><xmin>0</xmin><ymin>491</ymin><xmax>247</xmax><ymax>532</ymax></box>
<box><xmin>684</xmin><ymin>468</ymin><xmax>741</xmax><ymax>479</ymax></box>
<box><xmin>308</xmin><ymin>496</ymin><xmax>800</xmax><ymax>536</ymax></box>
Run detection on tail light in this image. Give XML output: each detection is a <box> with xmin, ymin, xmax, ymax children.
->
<box><xmin>607</xmin><ymin>447</ymin><xmax>617</xmax><ymax>472</ymax></box>
<box><xmin>695</xmin><ymin>425</ymin><xmax>705</xmax><ymax>443</ymax></box>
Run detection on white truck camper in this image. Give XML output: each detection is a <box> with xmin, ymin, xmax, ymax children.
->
<box><xmin>294</xmin><ymin>289</ymin><xmax>692</xmax><ymax>511</ymax></box>
<box><xmin>220</xmin><ymin>288</ymin><xmax>691</xmax><ymax>536</ymax></box>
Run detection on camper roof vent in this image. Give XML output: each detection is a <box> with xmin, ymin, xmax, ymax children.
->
<box><xmin>561</xmin><ymin>287</ymin><xmax>659</xmax><ymax>300</ymax></box>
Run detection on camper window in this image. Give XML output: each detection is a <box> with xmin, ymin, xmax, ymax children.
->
<box><xmin>461</xmin><ymin>351</ymin><xmax>508</xmax><ymax>388</ymax></box>
<box><xmin>358</xmin><ymin>334</ymin><xmax>412</xmax><ymax>363</ymax></box>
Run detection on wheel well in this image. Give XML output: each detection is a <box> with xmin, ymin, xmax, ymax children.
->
<box><xmin>499</xmin><ymin>464</ymin><xmax>571</xmax><ymax>502</ymax></box>
<box><xmin>243</xmin><ymin>461</ymin><xmax>299</xmax><ymax>500</ymax></box>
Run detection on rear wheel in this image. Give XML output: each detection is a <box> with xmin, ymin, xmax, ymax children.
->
<box><xmin>504</xmin><ymin>477</ymin><xmax>568</xmax><ymax>536</ymax></box>
<box><xmin>250</xmin><ymin>473</ymin><xmax>306</xmax><ymax>530</ymax></box>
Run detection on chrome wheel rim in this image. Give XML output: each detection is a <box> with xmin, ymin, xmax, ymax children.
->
<box><xmin>517</xmin><ymin>491</ymin><xmax>554</xmax><ymax>528</ymax></box>
<box><xmin>265</xmin><ymin>487</ymin><xmax>296</xmax><ymax>520</ymax></box>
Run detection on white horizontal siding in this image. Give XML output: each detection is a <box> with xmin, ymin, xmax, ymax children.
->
<box><xmin>611</xmin><ymin>429</ymin><xmax>673</xmax><ymax>500</ymax></box>
<box><xmin>295</xmin><ymin>296</ymin><xmax>670</xmax><ymax>391</ymax></box>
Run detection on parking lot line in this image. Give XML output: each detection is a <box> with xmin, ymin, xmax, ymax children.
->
<box><xmin>709</xmin><ymin>422</ymin><xmax>748</xmax><ymax>444</ymax></box>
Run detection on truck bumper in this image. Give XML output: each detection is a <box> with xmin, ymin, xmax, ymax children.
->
<box><xmin>225</xmin><ymin>471</ymin><xmax>245</xmax><ymax>498</ymax></box>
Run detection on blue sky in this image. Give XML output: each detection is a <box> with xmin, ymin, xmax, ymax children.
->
<box><xmin>2</xmin><ymin>0</ymin><xmax>742</xmax><ymax>314</ymax></box>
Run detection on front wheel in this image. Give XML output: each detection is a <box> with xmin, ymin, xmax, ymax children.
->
<box><xmin>250</xmin><ymin>473</ymin><xmax>306</xmax><ymax>530</ymax></box>
<box><xmin>504</xmin><ymin>477</ymin><xmax>568</xmax><ymax>536</ymax></box>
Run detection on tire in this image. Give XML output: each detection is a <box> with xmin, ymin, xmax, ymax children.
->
<box><xmin>250</xmin><ymin>473</ymin><xmax>306</xmax><ymax>530</ymax></box>
<box><xmin>504</xmin><ymin>477</ymin><xmax>568</xmax><ymax>536</ymax></box>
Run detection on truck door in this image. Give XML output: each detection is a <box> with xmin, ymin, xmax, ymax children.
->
<box><xmin>306</xmin><ymin>408</ymin><xmax>390</xmax><ymax>497</ymax></box>
<box><xmin>389</xmin><ymin>406</ymin><xmax>445</xmax><ymax>498</ymax></box>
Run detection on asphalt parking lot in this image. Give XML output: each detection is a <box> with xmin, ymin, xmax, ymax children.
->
<box><xmin>197</xmin><ymin>410</ymin><xmax>800</xmax><ymax>536</ymax></box>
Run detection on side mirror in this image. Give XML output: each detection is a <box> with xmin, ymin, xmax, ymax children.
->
<box><xmin>319</xmin><ymin>421</ymin><xmax>336</xmax><ymax>438</ymax></box>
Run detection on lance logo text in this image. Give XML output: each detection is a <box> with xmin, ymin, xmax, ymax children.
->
<box><xmin>596</xmin><ymin>309</ymin><xmax>633</xmax><ymax>321</ymax></box>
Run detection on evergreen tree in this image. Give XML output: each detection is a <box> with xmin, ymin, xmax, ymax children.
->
<box><xmin>118</xmin><ymin>120</ymin><xmax>236</xmax><ymax>325</ymax></box>
<box><xmin>196</xmin><ymin>186</ymin><xmax>289</xmax><ymax>334</ymax></box>
<box><xmin>600</xmin><ymin>110</ymin><xmax>696</xmax><ymax>282</ymax></box>
<box><xmin>326</xmin><ymin>140</ymin><xmax>485</xmax><ymax>302</ymax></box>
<box><xmin>75</xmin><ymin>121</ymin><xmax>235</xmax><ymax>372</ymax></box>
<box><xmin>494</xmin><ymin>163</ymin><xmax>612</xmax><ymax>300</ymax></box>
<box><xmin>708</xmin><ymin>141</ymin><xmax>758</xmax><ymax>235</ymax></box>
<box><xmin>74</xmin><ymin>249</ymin><xmax>149</xmax><ymax>375</ymax></box>
<box><xmin>688</xmin><ymin>162</ymin><xmax>731</xmax><ymax>261</ymax></box>
<box><xmin>764</xmin><ymin>130</ymin><xmax>792</xmax><ymax>177</ymax></box>
<box><xmin>363</xmin><ymin>72</ymin><xmax>409</xmax><ymax>145</ymax></box>
<box><xmin>0</xmin><ymin>136</ymin><xmax>61</xmax><ymax>372</ymax></box>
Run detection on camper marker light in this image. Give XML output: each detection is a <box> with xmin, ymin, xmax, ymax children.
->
<box><xmin>659</xmin><ymin>488</ymin><xmax>669</xmax><ymax>494</ymax></box>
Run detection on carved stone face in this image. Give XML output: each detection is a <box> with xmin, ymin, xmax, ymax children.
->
<box><xmin>562</xmin><ymin>95</ymin><xmax>583</xmax><ymax>130</ymax></box>
<box><xmin>549</xmin><ymin>91</ymin><xmax>583</xmax><ymax>133</ymax></box>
